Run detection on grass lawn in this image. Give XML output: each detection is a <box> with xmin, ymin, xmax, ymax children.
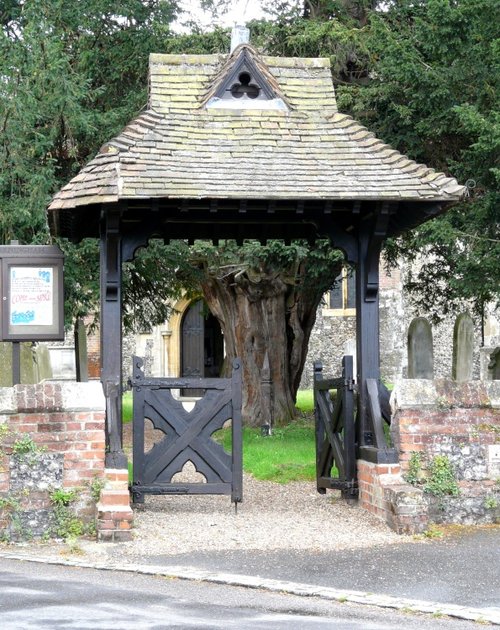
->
<box><xmin>123</xmin><ymin>391</ymin><xmax>133</xmax><ymax>423</ymax></box>
<box><xmin>215</xmin><ymin>420</ymin><xmax>317</xmax><ymax>483</ymax></box>
<box><xmin>295</xmin><ymin>389</ymin><xmax>314</xmax><ymax>413</ymax></box>
<box><xmin>123</xmin><ymin>389</ymin><xmax>315</xmax><ymax>423</ymax></box>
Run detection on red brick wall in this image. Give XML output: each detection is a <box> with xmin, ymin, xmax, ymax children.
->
<box><xmin>358</xmin><ymin>461</ymin><xmax>401</xmax><ymax>519</ymax></box>
<box><xmin>391</xmin><ymin>380</ymin><xmax>499</xmax><ymax>471</ymax></box>
<box><xmin>85</xmin><ymin>319</ymin><xmax>101</xmax><ymax>379</ymax></box>
<box><xmin>358</xmin><ymin>380</ymin><xmax>500</xmax><ymax>532</ymax></box>
<box><xmin>358</xmin><ymin>461</ymin><xmax>429</xmax><ymax>534</ymax></box>
<box><xmin>0</xmin><ymin>382</ymin><xmax>105</xmax><ymax>539</ymax></box>
<box><xmin>379</xmin><ymin>262</ymin><xmax>401</xmax><ymax>290</ymax></box>
<box><xmin>390</xmin><ymin>379</ymin><xmax>500</xmax><ymax>525</ymax></box>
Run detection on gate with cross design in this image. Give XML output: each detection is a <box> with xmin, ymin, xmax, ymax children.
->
<box><xmin>130</xmin><ymin>356</ymin><xmax>242</xmax><ymax>504</ymax></box>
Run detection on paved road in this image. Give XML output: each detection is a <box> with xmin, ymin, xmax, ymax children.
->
<box><xmin>0</xmin><ymin>558</ymin><xmax>483</xmax><ymax>630</ymax></box>
<box><xmin>140</xmin><ymin>527</ymin><xmax>500</xmax><ymax>609</ymax></box>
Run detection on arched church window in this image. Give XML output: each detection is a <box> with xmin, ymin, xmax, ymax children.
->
<box><xmin>328</xmin><ymin>267</ymin><xmax>356</xmax><ymax>313</ymax></box>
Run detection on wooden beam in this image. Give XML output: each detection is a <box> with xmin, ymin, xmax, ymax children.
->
<box><xmin>364</xmin><ymin>202</ymin><xmax>392</xmax><ymax>302</ymax></box>
<box><xmin>355</xmin><ymin>206</ymin><xmax>383</xmax><ymax>450</ymax></box>
<box><xmin>100</xmin><ymin>206</ymin><xmax>127</xmax><ymax>469</ymax></box>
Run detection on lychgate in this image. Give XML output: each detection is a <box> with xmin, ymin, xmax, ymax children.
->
<box><xmin>47</xmin><ymin>32</ymin><xmax>465</xmax><ymax>511</ymax></box>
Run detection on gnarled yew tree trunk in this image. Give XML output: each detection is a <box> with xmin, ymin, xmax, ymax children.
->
<box><xmin>200</xmin><ymin>264</ymin><xmax>332</xmax><ymax>426</ymax></box>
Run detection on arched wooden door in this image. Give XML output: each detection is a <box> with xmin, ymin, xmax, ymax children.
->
<box><xmin>181</xmin><ymin>300</ymin><xmax>223</xmax><ymax>395</ymax></box>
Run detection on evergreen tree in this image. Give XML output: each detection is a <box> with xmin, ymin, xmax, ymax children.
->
<box><xmin>2</xmin><ymin>0</ymin><xmax>497</xmax><ymax>421</ymax></box>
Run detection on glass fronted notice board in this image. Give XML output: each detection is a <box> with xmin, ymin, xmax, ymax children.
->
<box><xmin>0</xmin><ymin>245</ymin><xmax>64</xmax><ymax>341</ymax></box>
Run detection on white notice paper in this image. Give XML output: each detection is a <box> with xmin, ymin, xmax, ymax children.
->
<box><xmin>10</xmin><ymin>267</ymin><xmax>54</xmax><ymax>327</ymax></box>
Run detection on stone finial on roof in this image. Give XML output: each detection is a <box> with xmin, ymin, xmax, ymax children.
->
<box><xmin>231</xmin><ymin>25</ymin><xmax>250</xmax><ymax>52</ymax></box>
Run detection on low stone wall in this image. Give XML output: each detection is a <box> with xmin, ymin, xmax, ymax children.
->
<box><xmin>0</xmin><ymin>382</ymin><xmax>106</xmax><ymax>541</ymax></box>
<box><xmin>358</xmin><ymin>380</ymin><xmax>500</xmax><ymax>533</ymax></box>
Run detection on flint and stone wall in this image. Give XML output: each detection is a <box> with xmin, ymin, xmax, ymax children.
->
<box><xmin>302</xmin><ymin>266</ymin><xmax>406</xmax><ymax>387</ymax></box>
<box><xmin>0</xmin><ymin>382</ymin><xmax>106</xmax><ymax>541</ymax></box>
<box><xmin>358</xmin><ymin>380</ymin><xmax>500</xmax><ymax>533</ymax></box>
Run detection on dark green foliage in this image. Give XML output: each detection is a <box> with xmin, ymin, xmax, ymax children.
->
<box><xmin>191</xmin><ymin>238</ymin><xmax>341</xmax><ymax>289</ymax></box>
<box><xmin>49</xmin><ymin>488</ymin><xmax>85</xmax><ymax>539</ymax></box>
<box><xmin>161</xmin><ymin>27</ymin><xmax>230</xmax><ymax>53</ymax></box>
<box><xmin>335</xmin><ymin>0</ymin><xmax>499</xmax><ymax>320</ymax></box>
<box><xmin>424</xmin><ymin>455</ymin><xmax>460</xmax><ymax>497</ymax></box>
<box><xmin>58</xmin><ymin>239</ymin><xmax>100</xmax><ymax>327</ymax></box>
<box><xmin>403</xmin><ymin>451</ymin><xmax>423</xmax><ymax>486</ymax></box>
<box><xmin>254</xmin><ymin>1</ymin><xmax>499</xmax><ymax>321</ymax></box>
<box><xmin>0</xmin><ymin>0</ymin><xmax>181</xmax><ymax>328</ymax></box>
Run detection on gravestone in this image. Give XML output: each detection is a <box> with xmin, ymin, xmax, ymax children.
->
<box><xmin>452</xmin><ymin>313</ymin><xmax>474</xmax><ymax>381</ymax></box>
<box><xmin>47</xmin><ymin>346</ymin><xmax>76</xmax><ymax>379</ymax></box>
<box><xmin>407</xmin><ymin>317</ymin><xmax>433</xmax><ymax>379</ymax></box>
<box><xmin>488</xmin><ymin>347</ymin><xmax>500</xmax><ymax>380</ymax></box>
<box><xmin>0</xmin><ymin>342</ymin><xmax>36</xmax><ymax>385</ymax></box>
<box><xmin>344</xmin><ymin>339</ymin><xmax>357</xmax><ymax>381</ymax></box>
<box><xmin>0</xmin><ymin>342</ymin><xmax>52</xmax><ymax>386</ymax></box>
<box><xmin>33</xmin><ymin>344</ymin><xmax>53</xmax><ymax>382</ymax></box>
<box><xmin>75</xmin><ymin>318</ymin><xmax>89</xmax><ymax>382</ymax></box>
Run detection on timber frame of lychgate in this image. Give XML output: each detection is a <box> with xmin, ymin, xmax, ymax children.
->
<box><xmin>47</xmin><ymin>40</ymin><xmax>465</xmax><ymax>493</ymax></box>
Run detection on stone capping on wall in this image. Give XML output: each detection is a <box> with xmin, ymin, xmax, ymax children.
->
<box><xmin>0</xmin><ymin>380</ymin><xmax>105</xmax><ymax>414</ymax></box>
<box><xmin>390</xmin><ymin>378</ymin><xmax>500</xmax><ymax>411</ymax></box>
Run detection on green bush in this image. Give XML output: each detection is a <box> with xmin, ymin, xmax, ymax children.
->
<box><xmin>424</xmin><ymin>456</ymin><xmax>460</xmax><ymax>497</ymax></box>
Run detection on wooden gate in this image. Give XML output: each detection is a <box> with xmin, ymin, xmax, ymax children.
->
<box><xmin>130</xmin><ymin>356</ymin><xmax>242</xmax><ymax>504</ymax></box>
<box><xmin>314</xmin><ymin>355</ymin><xmax>358</xmax><ymax>500</ymax></box>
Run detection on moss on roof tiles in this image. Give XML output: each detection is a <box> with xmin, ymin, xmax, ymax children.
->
<box><xmin>48</xmin><ymin>45</ymin><xmax>465</xmax><ymax>211</ymax></box>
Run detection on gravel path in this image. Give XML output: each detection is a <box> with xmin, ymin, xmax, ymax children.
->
<box><xmin>126</xmin><ymin>473</ymin><xmax>404</xmax><ymax>559</ymax></box>
<box><xmin>118</xmin><ymin>423</ymin><xmax>405</xmax><ymax>560</ymax></box>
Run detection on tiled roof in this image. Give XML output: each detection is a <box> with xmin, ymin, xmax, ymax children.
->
<box><xmin>48</xmin><ymin>45</ymin><xmax>465</xmax><ymax>210</ymax></box>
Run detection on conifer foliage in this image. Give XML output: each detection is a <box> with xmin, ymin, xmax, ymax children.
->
<box><xmin>1</xmin><ymin>1</ymin><xmax>498</xmax><ymax>421</ymax></box>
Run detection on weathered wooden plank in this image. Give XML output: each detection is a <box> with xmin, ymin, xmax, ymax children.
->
<box><xmin>314</xmin><ymin>356</ymin><xmax>358</xmax><ymax>500</ymax></box>
<box><xmin>131</xmin><ymin>355</ymin><xmax>242</xmax><ymax>504</ymax></box>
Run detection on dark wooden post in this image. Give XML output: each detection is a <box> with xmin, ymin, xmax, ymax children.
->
<box><xmin>341</xmin><ymin>354</ymin><xmax>357</xmax><ymax>500</ymax></box>
<box><xmin>231</xmin><ymin>358</ymin><xmax>243</xmax><ymax>504</ymax></box>
<box><xmin>100</xmin><ymin>208</ymin><xmax>127</xmax><ymax>469</ymax></box>
<box><xmin>355</xmin><ymin>229</ymin><xmax>380</xmax><ymax>449</ymax></box>
<box><xmin>355</xmin><ymin>204</ymin><xmax>390</xmax><ymax>454</ymax></box>
<box><xmin>313</xmin><ymin>360</ymin><xmax>326</xmax><ymax>494</ymax></box>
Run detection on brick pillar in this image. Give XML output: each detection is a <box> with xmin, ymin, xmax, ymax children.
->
<box><xmin>96</xmin><ymin>469</ymin><xmax>133</xmax><ymax>542</ymax></box>
<box><xmin>358</xmin><ymin>460</ymin><xmax>429</xmax><ymax>535</ymax></box>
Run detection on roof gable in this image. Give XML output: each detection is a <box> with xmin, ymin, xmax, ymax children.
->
<box><xmin>203</xmin><ymin>44</ymin><xmax>289</xmax><ymax>111</ymax></box>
